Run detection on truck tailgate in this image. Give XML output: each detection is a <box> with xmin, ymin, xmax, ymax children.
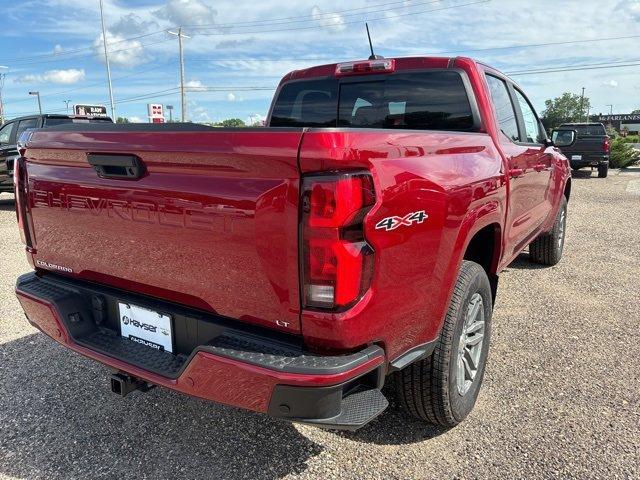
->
<box><xmin>23</xmin><ymin>127</ymin><xmax>303</xmax><ymax>333</ymax></box>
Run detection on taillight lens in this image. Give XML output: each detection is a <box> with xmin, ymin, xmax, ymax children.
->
<box><xmin>301</xmin><ymin>172</ymin><xmax>375</xmax><ymax>309</ymax></box>
<box><xmin>14</xmin><ymin>157</ymin><xmax>31</xmax><ymax>246</ymax></box>
<box><xmin>603</xmin><ymin>137</ymin><xmax>610</xmax><ymax>153</ymax></box>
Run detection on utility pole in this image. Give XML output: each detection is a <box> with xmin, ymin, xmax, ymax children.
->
<box><xmin>579</xmin><ymin>87</ymin><xmax>585</xmax><ymax>122</ymax></box>
<box><xmin>64</xmin><ymin>99</ymin><xmax>71</xmax><ymax>114</ymax></box>
<box><xmin>99</xmin><ymin>0</ymin><xmax>116</xmax><ymax>119</ymax></box>
<box><xmin>29</xmin><ymin>91</ymin><xmax>42</xmax><ymax>115</ymax></box>
<box><xmin>0</xmin><ymin>66</ymin><xmax>7</xmax><ymax>125</ymax></box>
<box><xmin>606</xmin><ymin>104</ymin><xmax>614</xmax><ymax>131</ymax></box>
<box><xmin>168</xmin><ymin>28</ymin><xmax>190</xmax><ymax>122</ymax></box>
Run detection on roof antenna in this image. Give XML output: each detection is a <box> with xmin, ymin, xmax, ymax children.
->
<box><xmin>366</xmin><ymin>23</ymin><xmax>383</xmax><ymax>60</ymax></box>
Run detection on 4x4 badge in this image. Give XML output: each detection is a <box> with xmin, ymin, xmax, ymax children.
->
<box><xmin>375</xmin><ymin>210</ymin><xmax>428</xmax><ymax>231</ymax></box>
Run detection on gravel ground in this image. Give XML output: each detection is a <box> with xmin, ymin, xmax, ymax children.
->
<box><xmin>1</xmin><ymin>169</ymin><xmax>639</xmax><ymax>480</ymax></box>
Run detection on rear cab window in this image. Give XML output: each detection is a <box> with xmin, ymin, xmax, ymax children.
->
<box><xmin>270</xmin><ymin>70</ymin><xmax>476</xmax><ymax>132</ymax></box>
<box><xmin>561</xmin><ymin>124</ymin><xmax>606</xmax><ymax>136</ymax></box>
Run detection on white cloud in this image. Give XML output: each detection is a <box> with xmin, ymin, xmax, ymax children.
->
<box><xmin>111</xmin><ymin>13</ymin><xmax>158</xmax><ymax>36</ymax></box>
<box><xmin>53</xmin><ymin>44</ymin><xmax>63</xmax><ymax>54</ymax></box>
<box><xmin>185</xmin><ymin>79</ymin><xmax>207</xmax><ymax>91</ymax></box>
<box><xmin>192</xmin><ymin>105</ymin><xmax>210</xmax><ymax>121</ymax></box>
<box><xmin>248</xmin><ymin>113</ymin><xmax>265</xmax><ymax>125</ymax></box>
<box><xmin>311</xmin><ymin>5</ymin><xmax>346</xmax><ymax>31</ymax></box>
<box><xmin>602</xmin><ymin>79</ymin><xmax>619</xmax><ymax>88</ymax></box>
<box><xmin>622</xmin><ymin>0</ymin><xmax>640</xmax><ymax>21</ymax></box>
<box><xmin>15</xmin><ymin>69</ymin><xmax>85</xmax><ymax>84</ymax></box>
<box><xmin>226</xmin><ymin>92</ymin><xmax>236</xmax><ymax>102</ymax></box>
<box><xmin>154</xmin><ymin>0</ymin><xmax>216</xmax><ymax>27</ymax></box>
<box><xmin>94</xmin><ymin>31</ymin><xmax>147</xmax><ymax>68</ymax></box>
<box><xmin>128</xmin><ymin>116</ymin><xmax>144</xmax><ymax>123</ymax></box>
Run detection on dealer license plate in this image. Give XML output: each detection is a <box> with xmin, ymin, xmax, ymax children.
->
<box><xmin>571</xmin><ymin>155</ymin><xmax>582</xmax><ymax>161</ymax></box>
<box><xmin>119</xmin><ymin>302</ymin><xmax>173</xmax><ymax>353</ymax></box>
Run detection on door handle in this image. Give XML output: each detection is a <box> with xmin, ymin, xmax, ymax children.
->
<box><xmin>509</xmin><ymin>168</ymin><xmax>524</xmax><ymax>178</ymax></box>
<box><xmin>87</xmin><ymin>154</ymin><xmax>145</xmax><ymax>180</ymax></box>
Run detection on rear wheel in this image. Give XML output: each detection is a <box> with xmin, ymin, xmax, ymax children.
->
<box><xmin>598</xmin><ymin>163</ymin><xmax>609</xmax><ymax>178</ymax></box>
<box><xmin>529</xmin><ymin>197</ymin><xmax>567</xmax><ymax>266</ymax></box>
<box><xmin>394</xmin><ymin>261</ymin><xmax>492</xmax><ymax>427</ymax></box>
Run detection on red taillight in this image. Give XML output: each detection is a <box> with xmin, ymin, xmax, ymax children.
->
<box><xmin>301</xmin><ymin>172</ymin><xmax>375</xmax><ymax>309</ymax></box>
<box><xmin>14</xmin><ymin>156</ymin><xmax>33</xmax><ymax>248</ymax></box>
<box><xmin>335</xmin><ymin>59</ymin><xmax>395</xmax><ymax>76</ymax></box>
<box><xmin>603</xmin><ymin>137</ymin><xmax>610</xmax><ymax>153</ymax></box>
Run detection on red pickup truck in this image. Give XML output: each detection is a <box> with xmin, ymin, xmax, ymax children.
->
<box><xmin>14</xmin><ymin>56</ymin><xmax>575</xmax><ymax>431</ymax></box>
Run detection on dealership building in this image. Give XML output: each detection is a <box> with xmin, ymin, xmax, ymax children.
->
<box><xmin>589</xmin><ymin>114</ymin><xmax>640</xmax><ymax>134</ymax></box>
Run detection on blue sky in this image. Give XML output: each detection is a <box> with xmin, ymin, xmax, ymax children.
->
<box><xmin>1</xmin><ymin>0</ymin><xmax>639</xmax><ymax>123</ymax></box>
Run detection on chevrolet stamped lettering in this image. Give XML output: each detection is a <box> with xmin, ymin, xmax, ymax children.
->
<box><xmin>31</xmin><ymin>190</ymin><xmax>244</xmax><ymax>232</ymax></box>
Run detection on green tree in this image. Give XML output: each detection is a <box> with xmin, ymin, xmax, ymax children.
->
<box><xmin>632</xmin><ymin>109</ymin><xmax>640</xmax><ymax>114</ymax></box>
<box><xmin>217</xmin><ymin>118</ymin><xmax>245</xmax><ymax>127</ymax></box>
<box><xmin>116</xmin><ymin>117</ymin><xmax>131</xmax><ymax>124</ymax></box>
<box><xmin>541</xmin><ymin>92</ymin><xmax>591</xmax><ymax>130</ymax></box>
<box><xmin>610</xmin><ymin>137</ymin><xmax>640</xmax><ymax>168</ymax></box>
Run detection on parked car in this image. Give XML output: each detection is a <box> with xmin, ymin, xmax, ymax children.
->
<box><xmin>14</xmin><ymin>56</ymin><xmax>574</xmax><ymax>431</ymax></box>
<box><xmin>553</xmin><ymin>122</ymin><xmax>609</xmax><ymax>177</ymax></box>
<box><xmin>0</xmin><ymin>114</ymin><xmax>113</xmax><ymax>195</ymax></box>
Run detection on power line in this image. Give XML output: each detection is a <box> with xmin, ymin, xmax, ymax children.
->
<box><xmin>2</xmin><ymin>62</ymin><xmax>175</xmax><ymax>106</ymax></box>
<box><xmin>0</xmin><ymin>31</ymin><xmax>167</xmax><ymax>64</ymax></box>
<box><xmin>5</xmin><ymin>38</ymin><xmax>174</xmax><ymax>67</ymax></box>
<box><xmin>191</xmin><ymin>0</ymin><xmax>445</xmax><ymax>31</ymax></box>
<box><xmin>193</xmin><ymin>1</ymin><xmax>491</xmax><ymax>36</ymax></box>
<box><xmin>507</xmin><ymin>62</ymin><xmax>640</xmax><ymax>76</ymax></box>
<box><xmin>0</xmin><ymin>0</ymin><xmax>449</xmax><ymax>64</ymax></box>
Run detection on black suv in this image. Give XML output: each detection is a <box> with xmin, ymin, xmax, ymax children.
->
<box><xmin>0</xmin><ymin>114</ymin><xmax>113</xmax><ymax>194</ymax></box>
<box><xmin>552</xmin><ymin>122</ymin><xmax>610</xmax><ymax>178</ymax></box>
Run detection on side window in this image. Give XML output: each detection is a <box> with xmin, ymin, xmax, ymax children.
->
<box><xmin>485</xmin><ymin>74</ymin><xmax>519</xmax><ymax>142</ymax></box>
<box><xmin>514</xmin><ymin>89</ymin><xmax>542</xmax><ymax>144</ymax></box>
<box><xmin>15</xmin><ymin>118</ymin><xmax>38</xmax><ymax>140</ymax></box>
<box><xmin>0</xmin><ymin>122</ymin><xmax>15</xmax><ymax>144</ymax></box>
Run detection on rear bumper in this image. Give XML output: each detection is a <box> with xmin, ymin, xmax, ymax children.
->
<box><xmin>15</xmin><ymin>272</ymin><xmax>388</xmax><ymax>430</ymax></box>
<box><xmin>569</xmin><ymin>154</ymin><xmax>609</xmax><ymax>168</ymax></box>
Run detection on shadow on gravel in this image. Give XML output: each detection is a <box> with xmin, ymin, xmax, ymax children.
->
<box><xmin>0</xmin><ymin>197</ymin><xmax>15</xmax><ymax>211</ymax></box>
<box><xmin>505</xmin><ymin>252</ymin><xmax>547</xmax><ymax>271</ymax></box>
<box><xmin>571</xmin><ymin>169</ymin><xmax>594</xmax><ymax>180</ymax></box>
<box><xmin>0</xmin><ymin>333</ymin><xmax>323</xmax><ymax>480</ymax></box>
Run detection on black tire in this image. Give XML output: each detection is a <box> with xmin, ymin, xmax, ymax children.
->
<box><xmin>394</xmin><ymin>261</ymin><xmax>492</xmax><ymax>427</ymax></box>
<box><xmin>597</xmin><ymin>163</ymin><xmax>609</xmax><ymax>178</ymax></box>
<box><xmin>529</xmin><ymin>197</ymin><xmax>567</xmax><ymax>266</ymax></box>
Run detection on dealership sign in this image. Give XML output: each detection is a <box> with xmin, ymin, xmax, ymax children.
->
<box><xmin>595</xmin><ymin>114</ymin><xmax>640</xmax><ymax>122</ymax></box>
<box><xmin>148</xmin><ymin>103</ymin><xmax>165</xmax><ymax>123</ymax></box>
<box><xmin>74</xmin><ymin>104</ymin><xmax>108</xmax><ymax>117</ymax></box>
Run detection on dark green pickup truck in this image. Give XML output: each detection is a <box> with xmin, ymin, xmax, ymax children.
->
<box><xmin>552</xmin><ymin>122</ymin><xmax>610</xmax><ymax>178</ymax></box>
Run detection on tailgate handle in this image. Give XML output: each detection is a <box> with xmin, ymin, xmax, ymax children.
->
<box><xmin>87</xmin><ymin>154</ymin><xmax>145</xmax><ymax>180</ymax></box>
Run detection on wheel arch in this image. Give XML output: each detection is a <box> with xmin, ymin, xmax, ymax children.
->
<box><xmin>462</xmin><ymin>222</ymin><xmax>501</xmax><ymax>303</ymax></box>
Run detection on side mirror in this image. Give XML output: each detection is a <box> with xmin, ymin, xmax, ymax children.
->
<box><xmin>551</xmin><ymin>129</ymin><xmax>577</xmax><ymax>148</ymax></box>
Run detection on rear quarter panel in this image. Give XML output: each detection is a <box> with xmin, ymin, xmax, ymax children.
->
<box><xmin>299</xmin><ymin>129</ymin><xmax>505</xmax><ymax>359</ymax></box>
